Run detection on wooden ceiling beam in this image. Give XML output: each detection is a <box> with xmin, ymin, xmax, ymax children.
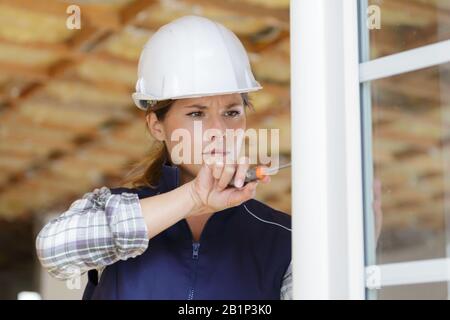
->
<box><xmin>385</xmin><ymin>0</ymin><xmax>450</xmax><ymax>25</ymax></box>
<box><xmin>182</xmin><ymin>0</ymin><xmax>289</xmax><ymax>23</ymax></box>
<box><xmin>0</xmin><ymin>61</ymin><xmax>48</xmax><ymax>82</ymax></box>
<box><xmin>120</xmin><ymin>0</ymin><xmax>159</xmax><ymax>25</ymax></box>
<box><xmin>0</xmin><ymin>0</ymin><xmax>70</xmax><ymax>16</ymax></box>
<box><xmin>0</xmin><ymin>0</ymin><xmax>293</xmax><ymax>219</ymax></box>
<box><xmin>0</xmin><ymin>0</ymin><xmax>122</xmax><ymax>30</ymax></box>
<box><xmin>0</xmin><ymin>115</ymin><xmax>134</xmax><ymax>190</ymax></box>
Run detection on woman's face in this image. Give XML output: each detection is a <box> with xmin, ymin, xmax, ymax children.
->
<box><xmin>148</xmin><ymin>93</ymin><xmax>247</xmax><ymax>179</ymax></box>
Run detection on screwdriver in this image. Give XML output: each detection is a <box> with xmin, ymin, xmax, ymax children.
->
<box><xmin>228</xmin><ymin>163</ymin><xmax>292</xmax><ymax>187</ymax></box>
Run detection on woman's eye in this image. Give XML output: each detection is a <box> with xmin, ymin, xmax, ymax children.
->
<box><xmin>186</xmin><ymin>111</ymin><xmax>204</xmax><ymax>118</ymax></box>
<box><xmin>225</xmin><ymin>110</ymin><xmax>241</xmax><ymax>117</ymax></box>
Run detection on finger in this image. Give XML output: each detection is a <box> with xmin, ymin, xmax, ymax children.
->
<box><xmin>372</xmin><ymin>179</ymin><xmax>382</xmax><ymax>211</ymax></box>
<box><xmin>260</xmin><ymin>175</ymin><xmax>271</xmax><ymax>184</ymax></box>
<box><xmin>373</xmin><ymin>179</ymin><xmax>382</xmax><ymax>201</ymax></box>
<box><xmin>203</xmin><ymin>153</ymin><xmax>216</xmax><ymax>167</ymax></box>
<box><xmin>228</xmin><ymin>181</ymin><xmax>258</xmax><ymax>206</ymax></box>
<box><xmin>233</xmin><ymin>157</ymin><xmax>250</xmax><ymax>188</ymax></box>
<box><xmin>198</xmin><ymin>161</ymin><xmax>213</xmax><ymax>179</ymax></box>
<box><xmin>217</xmin><ymin>163</ymin><xmax>236</xmax><ymax>191</ymax></box>
<box><xmin>246</xmin><ymin>180</ymin><xmax>258</xmax><ymax>198</ymax></box>
<box><xmin>212</xmin><ymin>160</ymin><xmax>224</xmax><ymax>180</ymax></box>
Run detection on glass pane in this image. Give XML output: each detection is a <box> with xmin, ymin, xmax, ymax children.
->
<box><xmin>366</xmin><ymin>0</ymin><xmax>450</xmax><ymax>60</ymax></box>
<box><xmin>375</xmin><ymin>282</ymin><xmax>449</xmax><ymax>300</ymax></box>
<box><xmin>369</xmin><ymin>62</ymin><xmax>450</xmax><ymax>265</ymax></box>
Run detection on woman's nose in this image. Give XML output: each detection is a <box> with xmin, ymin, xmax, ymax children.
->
<box><xmin>206</xmin><ymin>116</ymin><xmax>227</xmax><ymax>135</ymax></box>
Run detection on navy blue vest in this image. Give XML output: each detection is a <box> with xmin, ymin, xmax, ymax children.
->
<box><xmin>83</xmin><ymin>164</ymin><xmax>291</xmax><ymax>300</ymax></box>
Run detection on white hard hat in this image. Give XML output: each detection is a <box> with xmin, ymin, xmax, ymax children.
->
<box><xmin>132</xmin><ymin>15</ymin><xmax>262</xmax><ymax>110</ymax></box>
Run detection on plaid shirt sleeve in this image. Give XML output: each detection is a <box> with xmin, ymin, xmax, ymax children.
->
<box><xmin>280</xmin><ymin>261</ymin><xmax>293</xmax><ymax>300</ymax></box>
<box><xmin>35</xmin><ymin>186</ymin><xmax>149</xmax><ymax>280</ymax></box>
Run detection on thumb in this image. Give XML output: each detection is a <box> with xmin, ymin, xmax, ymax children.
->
<box><xmin>227</xmin><ymin>181</ymin><xmax>258</xmax><ymax>207</ymax></box>
<box><xmin>196</xmin><ymin>161</ymin><xmax>213</xmax><ymax>184</ymax></box>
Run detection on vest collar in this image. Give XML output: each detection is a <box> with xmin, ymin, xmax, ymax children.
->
<box><xmin>158</xmin><ymin>163</ymin><xmax>180</xmax><ymax>194</ymax></box>
<box><xmin>156</xmin><ymin>162</ymin><xmax>238</xmax><ymax>242</ymax></box>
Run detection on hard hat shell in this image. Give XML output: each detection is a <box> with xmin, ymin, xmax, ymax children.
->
<box><xmin>132</xmin><ymin>15</ymin><xmax>262</xmax><ymax>110</ymax></box>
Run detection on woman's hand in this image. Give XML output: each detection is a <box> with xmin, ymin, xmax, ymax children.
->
<box><xmin>187</xmin><ymin>156</ymin><xmax>270</xmax><ymax>217</ymax></box>
<box><xmin>373</xmin><ymin>178</ymin><xmax>383</xmax><ymax>244</ymax></box>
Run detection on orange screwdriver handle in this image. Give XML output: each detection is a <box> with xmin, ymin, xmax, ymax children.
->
<box><xmin>228</xmin><ymin>166</ymin><xmax>266</xmax><ymax>187</ymax></box>
<box><xmin>245</xmin><ymin>166</ymin><xmax>266</xmax><ymax>183</ymax></box>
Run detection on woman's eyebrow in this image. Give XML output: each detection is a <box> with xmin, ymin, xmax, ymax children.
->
<box><xmin>224</xmin><ymin>102</ymin><xmax>243</xmax><ymax>109</ymax></box>
<box><xmin>183</xmin><ymin>102</ymin><xmax>242</xmax><ymax>109</ymax></box>
<box><xmin>183</xmin><ymin>104</ymin><xmax>208</xmax><ymax>109</ymax></box>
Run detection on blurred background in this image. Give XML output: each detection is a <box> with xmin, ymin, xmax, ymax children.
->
<box><xmin>0</xmin><ymin>0</ymin><xmax>291</xmax><ymax>299</ymax></box>
<box><xmin>367</xmin><ymin>0</ymin><xmax>450</xmax><ymax>299</ymax></box>
<box><xmin>0</xmin><ymin>0</ymin><xmax>449</xmax><ymax>300</ymax></box>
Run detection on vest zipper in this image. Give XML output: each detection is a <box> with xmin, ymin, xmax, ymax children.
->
<box><xmin>188</xmin><ymin>242</ymin><xmax>200</xmax><ymax>300</ymax></box>
<box><xmin>192</xmin><ymin>242</ymin><xmax>200</xmax><ymax>259</ymax></box>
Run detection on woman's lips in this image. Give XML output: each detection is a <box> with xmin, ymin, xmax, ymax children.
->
<box><xmin>203</xmin><ymin>151</ymin><xmax>230</xmax><ymax>155</ymax></box>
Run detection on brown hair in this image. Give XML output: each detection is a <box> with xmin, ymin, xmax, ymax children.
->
<box><xmin>120</xmin><ymin>93</ymin><xmax>254</xmax><ymax>189</ymax></box>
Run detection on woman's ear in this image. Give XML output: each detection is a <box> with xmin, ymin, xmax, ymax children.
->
<box><xmin>146</xmin><ymin>112</ymin><xmax>166</xmax><ymax>142</ymax></box>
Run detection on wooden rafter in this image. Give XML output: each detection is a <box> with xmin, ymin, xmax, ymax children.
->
<box><xmin>182</xmin><ymin>0</ymin><xmax>289</xmax><ymax>23</ymax></box>
<box><xmin>0</xmin><ymin>0</ymin><xmax>295</xmax><ymax>219</ymax></box>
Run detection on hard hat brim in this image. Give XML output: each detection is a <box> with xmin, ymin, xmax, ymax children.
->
<box><xmin>132</xmin><ymin>84</ymin><xmax>263</xmax><ymax>111</ymax></box>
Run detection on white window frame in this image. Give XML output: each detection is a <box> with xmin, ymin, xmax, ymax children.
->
<box><xmin>360</xmin><ymin>40</ymin><xmax>450</xmax><ymax>82</ymax></box>
<box><xmin>291</xmin><ymin>0</ymin><xmax>365</xmax><ymax>299</ymax></box>
<box><xmin>291</xmin><ymin>0</ymin><xmax>450</xmax><ymax>299</ymax></box>
<box><xmin>361</xmin><ymin>40</ymin><xmax>450</xmax><ymax>293</ymax></box>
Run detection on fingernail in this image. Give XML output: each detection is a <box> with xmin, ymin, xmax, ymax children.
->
<box><xmin>235</xmin><ymin>179</ymin><xmax>243</xmax><ymax>188</ymax></box>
